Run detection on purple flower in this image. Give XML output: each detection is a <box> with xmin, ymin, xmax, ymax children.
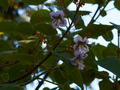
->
<box><xmin>71</xmin><ymin>52</ymin><xmax>88</xmax><ymax>70</ymax></box>
<box><xmin>73</xmin><ymin>35</ymin><xmax>89</xmax><ymax>56</ymax></box>
<box><xmin>70</xmin><ymin>35</ymin><xmax>89</xmax><ymax>70</ymax></box>
<box><xmin>50</xmin><ymin>11</ymin><xmax>67</xmax><ymax>29</ymax></box>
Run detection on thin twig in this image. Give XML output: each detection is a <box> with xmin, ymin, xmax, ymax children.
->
<box><xmin>0</xmin><ymin>60</ymin><xmax>19</xmax><ymax>68</ymax></box>
<box><xmin>38</xmin><ymin>77</ymin><xmax>58</xmax><ymax>85</ymax></box>
<box><xmin>35</xmin><ymin>73</ymin><xmax>50</xmax><ymax>90</ymax></box>
<box><xmin>88</xmin><ymin>5</ymin><xmax>101</xmax><ymax>25</ymax></box>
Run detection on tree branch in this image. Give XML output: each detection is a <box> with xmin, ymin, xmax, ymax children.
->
<box><xmin>4</xmin><ymin>0</ymin><xmax>82</xmax><ymax>84</ymax></box>
<box><xmin>94</xmin><ymin>1</ymin><xmax>110</xmax><ymax>23</ymax></box>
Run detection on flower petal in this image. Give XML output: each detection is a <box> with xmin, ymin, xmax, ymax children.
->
<box><xmin>78</xmin><ymin>63</ymin><xmax>85</xmax><ymax>70</ymax></box>
<box><xmin>74</xmin><ymin>35</ymin><xmax>82</xmax><ymax>43</ymax></box>
<box><xmin>59</xmin><ymin>18</ymin><xmax>67</xmax><ymax>27</ymax></box>
<box><xmin>50</xmin><ymin>12</ymin><xmax>57</xmax><ymax>19</ymax></box>
<box><xmin>59</xmin><ymin>11</ymin><xmax>64</xmax><ymax>17</ymax></box>
<box><xmin>83</xmin><ymin>37</ymin><xmax>89</xmax><ymax>44</ymax></box>
<box><xmin>70</xmin><ymin>57</ymin><xmax>78</xmax><ymax>66</ymax></box>
<box><xmin>52</xmin><ymin>20</ymin><xmax>59</xmax><ymax>29</ymax></box>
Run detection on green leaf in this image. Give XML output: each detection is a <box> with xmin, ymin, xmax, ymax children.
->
<box><xmin>43</xmin><ymin>87</ymin><xmax>49</xmax><ymax>90</ymax></box>
<box><xmin>18</xmin><ymin>41</ymin><xmax>41</xmax><ymax>54</ymax></box>
<box><xmin>21</xmin><ymin>0</ymin><xmax>45</xmax><ymax>5</ymax></box>
<box><xmin>41</xmin><ymin>56</ymin><xmax>56</xmax><ymax>69</ymax></box>
<box><xmin>0</xmin><ymin>0</ymin><xmax>9</xmax><ymax>11</ymax></box>
<box><xmin>96</xmin><ymin>57</ymin><xmax>120</xmax><ymax>77</ymax></box>
<box><xmin>55</xmin><ymin>0</ymin><xmax>73</xmax><ymax>7</ymax></box>
<box><xmin>0</xmin><ymin>73</ymin><xmax>9</xmax><ymax>82</ymax></box>
<box><xmin>0</xmin><ymin>21</ymin><xmax>16</xmax><ymax>34</ymax></box>
<box><xmin>110</xmin><ymin>22</ymin><xmax>120</xmax><ymax>30</ymax></box>
<box><xmin>95</xmin><ymin>71</ymin><xmax>110</xmax><ymax>79</ymax></box>
<box><xmin>102</xmin><ymin>31</ymin><xmax>113</xmax><ymax>41</ymax></box>
<box><xmin>84</xmin><ymin>50</ymin><xmax>98</xmax><ymax>69</ymax></box>
<box><xmin>81</xmin><ymin>69</ymin><xmax>95</xmax><ymax>86</ymax></box>
<box><xmin>95</xmin><ymin>0</ymin><xmax>105</xmax><ymax>6</ymax></box>
<box><xmin>15</xmin><ymin>22</ymin><xmax>34</xmax><ymax>36</ymax></box>
<box><xmin>91</xmin><ymin>44</ymin><xmax>106</xmax><ymax>59</ymax></box>
<box><xmin>0</xmin><ymin>84</ymin><xmax>24</xmax><ymax>90</ymax></box>
<box><xmin>114</xmin><ymin>0</ymin><xmax>120</xmax><ymax>10</ymax></box>
<box><xmin>102</xmin><ymin>43</ymin><xmax>117</xmax><ymax>58</ymax></box>
<box><xmin>68</xmin><ymin>68</ymin><xmax>83</xmax><ymax>90</ymax></box>
<box><xmin>8</xmin><ymin>65</ymin><xmax>25</xmax><ymax>80</ymax></box>
<box><xmin>78</xmin><ymin>24</ymin><xmax>114</xmax><ymax>39</ymax></box>
<box><xmin>30</xmin><ymin>10</ymin><xmax>51</xmax><ymax>24</ymax></box>
<box><xmin>53</xmin><ymin>70</ymin><xmax>67</xmax><ymax>84</ymax></box>
<box><xmin>100</xmin><ymin>9</ymin><xmax>107</xmax><ymax>17</ymax></box>
<box><xmin>99</xmin><ymin>79</ymin><xmax>114</xmax><ymax>90</ymax></box>
<box><xmin>35</xmin><ymin>24</ymin><xmax>57</xmax><ymax>35</ymax></box>
<box><xmin>2</xmin><ymin>53</ymin><xmax>35</xmax><ymax>65</ymax></box>
<box><xmin>85</xmin><ymin>0</ymin><xmax>105</xmax><ymax>6</ymax></box>
<box><xmin>0</xmin><ymin>40</ymin><xmax>14</xmax><ymax>52</ymax></box>
<box><xmin>85</xmin><ymin>0</ymin><xmax>96</xmax><ymax>4</ymax></box>
<box><xmin>59</xmin><ymin>83</ymin><xmax>71</xmax><ymax>90</ymax></box>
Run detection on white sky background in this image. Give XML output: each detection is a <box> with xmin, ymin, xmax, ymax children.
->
<box><xmin>24</xmin><ymin>0</ymin><xmax>120</xmax><ymax>90</ymax></box>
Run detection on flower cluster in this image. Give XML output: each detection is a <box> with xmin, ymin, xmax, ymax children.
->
<box><xmin>71</xmin><ymin>35</ymin><xmax>89</xmax><ymax>70</ymax></box>
<box><xmin>50</xmin><ymin>11</ymin><xmax>67</xmax><ymax>29</ymax></box>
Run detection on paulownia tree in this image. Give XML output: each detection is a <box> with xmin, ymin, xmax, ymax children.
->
<box><xmin>0</xmin><ymin>0</ymin><xmax>120</xmax><ymax>90</ymax></box>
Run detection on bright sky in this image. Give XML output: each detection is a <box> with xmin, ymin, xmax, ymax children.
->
<box><xmin>25</xmin><ymin>1</ymin><xmax>120</xmax><ymax>90</ymax></box>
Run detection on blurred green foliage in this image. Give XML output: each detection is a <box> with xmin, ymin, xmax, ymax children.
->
<box><xmin>0</xmin><ymin>0</ymin><xmax>120</xmax><ymax>90</ymax></box>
